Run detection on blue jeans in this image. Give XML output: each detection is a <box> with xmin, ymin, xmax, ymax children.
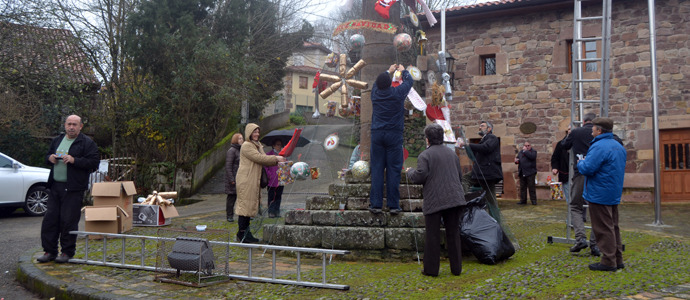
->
<box><xmin>369</xmin><ymin>130</ymin><xmax>403</xmax><ymax>209</ymax></box>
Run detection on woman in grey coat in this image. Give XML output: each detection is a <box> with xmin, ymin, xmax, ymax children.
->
<box><xmin>225</xmin><ymin>133</ymin><xmax>243</xmax><ymax>222</ymax></box>
<box><xmin>406</xmin><ymin>124</ymin><xmax>467</xmax><ymax>277</ymax></box>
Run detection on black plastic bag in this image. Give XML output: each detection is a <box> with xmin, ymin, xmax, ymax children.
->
<box><xmin>459</xmin><ymin>191</ymin><xmax>515</xmax><ymax>265</ymax></box>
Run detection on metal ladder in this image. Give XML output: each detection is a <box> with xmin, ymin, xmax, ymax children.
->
<box><xmin>548</xmin><ymin>0</ymin><xmax>611</xmax><ymax>245</ymax></box>
<box><xmin>69</xmin><ymin>231</ymin><xmax>350</xmax><ymax>290</ymax></box>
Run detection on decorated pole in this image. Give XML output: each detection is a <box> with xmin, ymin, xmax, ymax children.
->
<box><xmin>359</xmin><ymin>0</ymin><xmax>401</xmax><ymax>160</ymax></box>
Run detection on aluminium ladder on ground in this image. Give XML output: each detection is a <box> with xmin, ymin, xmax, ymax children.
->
<box><xmin>548</xmin><ymin>0</ymin><xmax>611</xmax><ymax>245</ymax></box>
<box><xmin>68</xmin><ymin>231</ymin><xmax>350</xmax><ymax>290</ymax></box>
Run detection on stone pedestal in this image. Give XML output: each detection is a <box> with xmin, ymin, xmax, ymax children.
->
<box><xmin>262</xmin><ymin>173</ymin><xmax>449</xmax><ymax>260</ymax></box>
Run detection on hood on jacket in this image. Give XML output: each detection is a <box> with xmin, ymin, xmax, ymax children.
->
<box><xmin>244</xmin><ymin>123</ymin><xmax>260</xmax><ymax>143</ymax></box>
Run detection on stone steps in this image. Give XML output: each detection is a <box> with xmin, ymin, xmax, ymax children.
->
<box><xmin>262</xmin><ymin>224</ymin><xmax>442</xmax><ymax>252</ymax></box>
<box><xmin>285</xmin><ymin>209</ymin><xmax>425</xmax><ymax>227</ymax></box>
<box><xmin>328</xmin><ymin>183</ymin><xmax>423</xmax><ymax>199</ymax></box>
<box><xmin>306</xmin><ymin>196</ymin><xmax>423</xmax><ymax>212</ymax></box>
<box><xmin>262</xmin><ymin>181</ymin><xmax>438</xmax><ymax>259</ymax></box>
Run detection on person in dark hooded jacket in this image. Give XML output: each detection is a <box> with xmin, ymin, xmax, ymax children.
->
<box><xmin>225</xmin><ymin>133</ymin><xmax>244</xmax><ymax>222</ymax></box>
<box><xmin>369</xmin><ymin>64</ymin><xmax>414</xmax><ymax>215</ymax></box>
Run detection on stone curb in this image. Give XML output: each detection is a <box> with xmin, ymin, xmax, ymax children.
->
<box><xmin>17</xmin><ymin>248</ymin><xmax>134</xmax><ymax>300</ymax></box>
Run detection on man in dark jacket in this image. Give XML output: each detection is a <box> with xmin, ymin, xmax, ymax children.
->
<box><xmin>551</xmin><ymin>126</ymin><xmax>571</xmax><ymax>205</ymax></box>
<box><xmin>458</xmin><ymin>121</ymin><xmax>503</xmax><ymax>222</ymax></box>
<box><xmin>561</xmin><ymin>112</ymin><xmax>599</xmax><ymax>256</ymax></box>
<box><xmin>406</xmin><ymin>124</ymin><xmax>466</xmax><ymax>277</ymax></box>
<box><xmin>37</xmin><ymin>115</ymin><xmax>99</xmax><ymax>264</ymax></box>
<box><xmin>369</xmin><ymin>64</ymin><xmax>413</xmax><ymax>215</ymax></box>
<box><xmin>516</xmin><ymin>141</ymin><xmax>537</xmax><ymax>205</ymax></box>
<box><xmin>577</xmin><ymin>118</ymin><xmax>626</xmax><ymax>271</ymax></box>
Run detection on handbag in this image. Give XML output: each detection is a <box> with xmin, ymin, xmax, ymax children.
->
<box><xmin>260</xmin><ymin>167</ymin><xmax>268</xmax><ymax>188</ymax></box>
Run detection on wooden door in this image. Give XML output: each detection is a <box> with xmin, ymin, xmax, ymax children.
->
<box><xmin>660</xmin><ymin>129</ymin><xmax>690</xmax><ymax>202</ymax></box>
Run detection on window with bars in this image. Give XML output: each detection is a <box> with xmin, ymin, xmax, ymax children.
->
<box><xmin>480</xmin><ymin>54</ymin><xmax>496</xmax><ymax>75</ymax></box>
<box><xmin>664</xmin><ymin>143</ymin><xmax>690</xmax><ymax>170</ymax></box>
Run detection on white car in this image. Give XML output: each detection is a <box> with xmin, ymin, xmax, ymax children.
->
<box><xmin>0</xmin><ymin>151</ymin><xmax>50</xmax><ymax>216</ymax></box>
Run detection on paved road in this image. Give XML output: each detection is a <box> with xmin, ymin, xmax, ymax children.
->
<box><xmin>0</xmin><ymin>211</ymin><xmax>44</xmax><ymax>299</ymax></box>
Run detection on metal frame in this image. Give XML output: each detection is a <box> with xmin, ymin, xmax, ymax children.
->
<box><xmin>548</xmin><ymin>0</ymin><xmax>611</xmax><ymax>245</ymax></box>
<box><xmin>69</xmin><ymin>231</ymin><xmax>351</xmax><ymax>290</ymax></box>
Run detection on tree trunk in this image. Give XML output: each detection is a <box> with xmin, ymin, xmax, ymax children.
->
<box><xmin>359</xmin><ymin>0</ymin><xmax>401</xmax><ymax>161</ymax></box>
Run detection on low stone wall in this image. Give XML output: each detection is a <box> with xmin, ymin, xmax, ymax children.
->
<box><xmin>185</xmin><ymin>111</ymin><xmax>291</xmax><ymax>196</ymax></box>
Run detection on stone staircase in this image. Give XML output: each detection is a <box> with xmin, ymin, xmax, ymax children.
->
<box><xmin>262</xmin><ymin>174</ymin><xmax>437</xmax><ymax>260</ymax></box>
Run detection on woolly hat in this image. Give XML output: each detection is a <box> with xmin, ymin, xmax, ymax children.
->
<box><xmin>592</xmin><ymin>117</ymin><xmax>613</xmax><ymax>131</ymax></box>
<box><xmin>375</xmin><ymin>72</ymin><xmax>392</xmax><ymax>89</ymax></box>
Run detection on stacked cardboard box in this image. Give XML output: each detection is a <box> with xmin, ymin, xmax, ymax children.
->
<box><xmin>83</xmin><ymin>181</ymin><xmax>136</xmax><ymax>235</ymax></box>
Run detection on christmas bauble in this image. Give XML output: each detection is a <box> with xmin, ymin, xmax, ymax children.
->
<box><xmin>349</xmin><ymin>34</ymin><xmax>365</xmax><ymax>51</ymax></box>
<box><xmin>393</xmin><ymin>33</ymin><xmax>412</xmax><ymax>52</ymax></box>
<box><xmin>290</xmin><ymin>162</ymin><xmax>310</xmax><ymax>180</ymax></box>
<box><xmin>325</xmin><ymin>53</ymin><xmax>339</xmax><ymax>68</ymax></box>
<box><xmin>351</xmin><ymin>160</ymin><xmax>370</xmax><ymax>180</ymax></box>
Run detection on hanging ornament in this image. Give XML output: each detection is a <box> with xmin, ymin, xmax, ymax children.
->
<box><xmin>338</xmin><ymin>105</ymin><xmax>351</xmax><ymax>117</ymax></box>
<box><xmin>351</xmin><ymin>160</ymin><xmax>370</xmax><ymax>180</ymax></box>
<box><xmin>277</xmin><ymin>161</ymin><xmax>294</xmax><ymax>186</ymax></box>
<box><xmin>375</xmin><ymin>0</ymin><xmax>398</xmax><ymax>19</ymax></box>
<box><xmin>324</xmin><ymin>133</ymin><xmax>339</xmax><ymax>151</ymax></box>
<box><xmin>351</xmin><ymin>96</ymin><xmax>361</xmax><ymax>116</ymax></box>
<box><xmin>426</xmin><ymin>70</ymin><xmax>436</xmax><ymax>86</ymax></box>
<box><xmin>393</xmin><ymin>33</ymin><xmax>412</xmax><ymax>52</ymax></box>
<box><xmin>333</xmin><ymin>20</ymin><xmax>397</xmax><ymax>36</ymax></box>
<box><xmin>409</xmin><ymin>13</ymin><xmax>419</xmax><ymax>27</ymax></box>
<box><xmin>326</xmin><ymin>101</ymin><xmax>337</xmax><ymax>117</ymax></box>
<box><xmin>310</xmin><ymin>167</ymin><xmax>320</xmax><ymax>180</ymax></box>
<box><xmin>319</xmin><ymin>54</ymin><xmax>368</xmax><ymax>108</ymax></box>
<box><xmin>325</xmin><ymin>53</ymin><xmax>339</xmax><ymax>68</ymax></box>
<box><xmin>290</xmin><ymin>162</ymin><xmax>311</xmax><ymax>180</ymax></box>
<box><xmin>416</xmin><ymin>30</ymin><xmax>428</xmax><ymax>55</ymax></box>
<box><xmin>407</xmin><ymin>66</ymin><xmax>422</xmax><ymax>81</ymax></box>
<box><xmin>349</xmin><ymin>34</ymin><xmax>365</xmax><ymax>51</ymax></box>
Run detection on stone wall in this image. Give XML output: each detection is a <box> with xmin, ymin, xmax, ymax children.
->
<box><xmin>185</xmin><ymin>110</ymin><xmax>291</xmax><ymax>196</ymax></box>
<box><xmin>422</xmin><ymin>0</ymin><xmax>689</xmax><ymax>202</ymax></box>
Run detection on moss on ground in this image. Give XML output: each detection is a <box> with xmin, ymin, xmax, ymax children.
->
<box><xmin>71</xmin><ymin>209</ymin><xmax>689</xmax><ymax>299</ymax></box>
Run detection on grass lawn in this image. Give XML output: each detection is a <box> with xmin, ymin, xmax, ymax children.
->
<box><xmin>71</xmin><ymin>202</ymin><xmax>689</xmax><ymax>299</ymax></box>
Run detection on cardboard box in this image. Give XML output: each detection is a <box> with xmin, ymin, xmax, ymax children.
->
<box><xmin>83</xmin><ymin>206</ymin><xmax>129</xmax><ymax>236</ymax></box>
<box><xmin>91</xmin><ymin>181</ymin><xmax>136</xmax><ymax>232</ymax></box>
<box><xmin>132</xmin><ymin>204</ymin><xmax>179</xmax><ymax>226</ymax></box>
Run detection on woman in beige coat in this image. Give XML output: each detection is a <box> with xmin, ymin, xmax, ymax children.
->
<box><xmin>235</xmin><ymin>123</ymin><xmax>285</xmax><ymax>243</ymax></box>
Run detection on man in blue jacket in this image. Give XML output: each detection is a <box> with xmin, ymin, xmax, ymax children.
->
<box><xmin>37</xmin><ymin>115</ymin><xmax>99</xmax><ymax>263</ymax></box>
<box><xmin>369</xmin><ymin>64</ymin><xmax>413</xmax><ymax>215</ymax></box>
<box><xmin>577</xmin><ymin>117</ymin><xmax>626</xmax><ymax>272</ymax></box>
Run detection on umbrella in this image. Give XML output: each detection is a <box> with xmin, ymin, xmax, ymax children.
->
<box><xmin>260</xmin><ymin>130</ymin><xmax>310</xmax><ymax>148</ymax></box>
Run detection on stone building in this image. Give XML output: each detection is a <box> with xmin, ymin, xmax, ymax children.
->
<box><xmin>420</xmin><ymin>0</ymin><xmax>689</xmax><ymax>202</ymax></box>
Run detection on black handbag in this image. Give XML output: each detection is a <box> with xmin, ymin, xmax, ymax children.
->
<box><xmin>260</xmin><ymin>168</ymin><xmax>268</xmax><ymax>188</ymax></box>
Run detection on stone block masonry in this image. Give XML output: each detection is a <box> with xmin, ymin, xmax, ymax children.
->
<box><xmin>264</xmin><ymin>181</ymin><xmax>436</xmax><ymax>260</ymax></box>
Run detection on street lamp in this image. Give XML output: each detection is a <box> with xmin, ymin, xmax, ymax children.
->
<box><xmin>438</xmin><ymin>51</ymin><xmax>455</xmax><ymax>100</ymax></box>
<box><xmin>444</xmin><ymin>52</ymin><xmax>455</xmax><ymax>90</ymax></box>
